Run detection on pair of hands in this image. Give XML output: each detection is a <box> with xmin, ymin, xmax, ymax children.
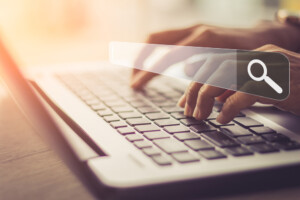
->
<box><xmin>130</xmin><ymin>21</ymin><xmax>300</xmax><ymax>124</ymax></box>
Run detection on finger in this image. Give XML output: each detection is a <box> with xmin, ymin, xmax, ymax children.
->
<box><xmin>130</xmin><ymin>70</ymin><xmax>158</xmax><ymax>90</ymax></box>
<box><xmin>215</xmin><ymin>90</ymin><xmax>235</xmax><ymax>103</ymax></box>
<box><xmin>217</xmin><ymin>92</ymin><xmax>258</xmax><ymax>124</ymax></box>
<box><xmin>132</xmin><ymin>25</ymin><xmax>200</xmax><ymax>79</ymax></box>
<box><xmin>193</xmin><ymin>85</ymin><xmax>226</xmax><ymax>120</ymax></box>
<box><xmin>131</xmin><ymin>46</ymin><xmax>200</xmax><ymax>89</ymax></box>
<box><xmin>177</xmin><ymin>94</ymin><xmax>186</xmax><ymax>108</ymax></box>
<box><xmin>132</xmin><ymin>45</ymin><xmax>157</xmax><ymax>79</ymax></box>
<box><xmin>131</xmin><ymin>68</ymin><xmax>141</xmax><ymax>80</ymax></box>
<box><xmin>132</xmin><ymin>25</ymin><xmax>222</xmax><ymax>89</ymax></box>
<box><xmin>184</xmin><ymin>82</ymin><xmax>203</xmax><ymax>116</ymax></box>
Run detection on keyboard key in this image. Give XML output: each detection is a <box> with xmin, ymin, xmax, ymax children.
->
<box><xmin>82</xmin><ymin>94</ymin><xmax>99</xmax><ymax>101</ymax></box>
<box><xmin>190</xmin><ymin>123</ymin><xmax>216</xmax><ymax>133</ymax></box>
<box><xmin>155</xmin><ymin>101</ymin><xmax>177</xmax><ymax>107</ymax></box>
<box><xmin>249</xmin><ymin>143</ymin><xmax>279</xmax><ymax>153</ymax></box>
<box><xmin>221</xmin><ymin>125</ymin><xmax>253</xmax><ymax>137</ymax></box>
<box><xmin>154</xmin><ymin>138</ymin><xmax>188</xmax><ymax>154</ymax></box>
<box><xmin>130</xmin><ymin>101</ymin><xmax>151</xmax><ymax>108</ymax></box>
<box><xmin>225</xmin><ymin>146</ymin><xmax>253</xmax><ymax>156</ymax></box>
<box><xmin>143</xmin><ymin>131</ymin><xmax>170</xmax><ymax>140</ymax></box>
<box><xmin>198</xmin><ymin>150</ymin><xmax>226</xmax><ymax>159</ymax></box>
<box><xmin>152</xmin><ymin>155</ymin><xmax>172</xmax><ymax>166</ymax></box>
<box><xmin>111</xmin><ymin>106</ymin><xmax>133</xmax><ymax>113</ymax></box>
<box><xmin>262</xmin><ymin>133</ymin><xmax>290</xmax><ymax>142</ymax></box>
<box><xmin>161</xmin><ymin>106</ymin><xmax>184</xmax><ymax>113</ymax></box>
<box><xmin>123</xmin><ymin>95</ymin><xmax>143</xmax><ymax>102</ymax></box>
<box><xmin>90</xmin><ymin>103</ymin><xmax>106</xmax><ymax>111</ymax></box>
<box><xmin>154</xmin><ymin>119</ymin><xmax>180</xmax><ymax>127</ymax></box>
<box><xmin>250</xmin><ymin>127</ymin><xmax>276</xmax><ymax>135</ymax></box>
<box><xmin>97</xmin><ymin>109</ymin><xmax>114</xmax><ymax>117</ymax></box>
<box><xmin>118</xmin><ymin>89</ymin><xmax>138</xmax><ymax>96</ymax></box>
<box><xmin>85</xmin><ymin>99</ymin><xmax>101</xmax><ymax>106</ymax></box>
<box><xmin>202</xmin><ymin>131</ymin><xmax>239</xmax><ymax>148</ymax></box>
<box><xmin>180</xmin><ymin>118</ymin><xmax>204</xmax><ymax>126</ymax></box>
<box><xmin>184</xmin><ymin>140</ymin><xmax>214</xmax><ymax>150</ymax></box>
<box><xmin>117</xmin><ymin>127</ymin><xmax>135</xmax><ymax>135</ymax></box>
<box><xmin>75</xmin><ymin>89</ymin><xmax>91</xmax><ymax>97</ymax></box>
<box><xmin>133</xmin><ymin>140</ymin><xmax>152</xmax><ymax>149</ymax></box>
<box><xmin>110</xmin><ymin>121</ymin><xmax>128</xmax><ymax>128</ymax></box>
<box><xmin>174</xmin><ymin>132</ymin><xmax>200</xmax><ymax>141</ymax></box>
<box><xmin>172</xmin><ymin>152</ymin><xmax>199</xmax><ymax>163</ymax></box>
<box><xmin>76</xmin><ymin>90</ymin><xmax>92</xmax><ymax>97</ymax></box>
<box><xmin>126</xmin><ymin>118</ymin><xmax>151</xmax><ymax>126</ymax></box>
<box><xmin>237</xmin><ymin>136</ymin><xmax>265</xmax><ymax>144</ymax></box>
<box><xmin>93</xmin><ymin>90</ymin><xmax>114</xmax><ymax>98</ymax></box>
<box><xmin>272</xmin><ymin>141</ymin><xmax>300</xmax><ymax>150</ymax></box>
<box><xmin>209</xmin><ymin>119</ymin><xmax>234</xmax><ymax>127</ymax></box>
<box><xmin>119</xmin><ymin>112</ymin><xmax>142</xmax><ymax>119</ymax></box>
<box><xmin>164</xmin><ymin>92</ymin><xmax>182</xmax><ymax>99</ymax></box>
<box><xmin>138</xmin><ymin>107</ymin><xmax>160</xmax><ymax>114</ymax></box>
<box><xmin>142</xmin><ymin>90</ymin><xmax>158</xmax><ymax>98</ymax></box>
<box><xmin>151</xmin><ymin>97</ymin><xmax>168</xmax><ymax>103</ymax></box>
<box><xmin>142</xmin><ymin>148</ymin><xmax>161</xmax><ymax>156</ymax></box>
<box><xmin>163</xmin><ymin>125</ymin><xmax>190</xmax><ymax>134</ymax></box>
<box><xmin>236</xmin><ymin>112</ymin><xmax>246</xmax><ymax>117</ymax></box>
<box><xmin>126</xmin><ymin>134</ymin><xmax>144</xmax><ymax>142</ymax></box>
<box><xmin>135</xmin><ymin>124</ymin><xmax>161</xmax><ymax>133</ymax></box>
<box><xmin>171</xmin><ymin>112</ymin><xmax>188</xmax><ymax>120</ymax></box>
<box><xmin>154</xmin><ymin>86</ymin><xmax>173</xmax><ymax>94</ymax></box>
<box><xmin>103</xmin><ymin>115</ymin><xmax>120</xmax><ymax>122</ymax></box>
<box><xmin>105</xmin><ymin>100</ymin><xmax>127</xmax><ymax>107</ymax></box>
<box><xmin>207</xmin><ymin>112</ymin><xmax>218</xmax><ymax>120</ymax></box>
<box><xmin>145</xmin><ymin>113</ymin><xmax>170</xmax><ymax>120</ymax></box>
<box><xmin>234</xmin><ymin>117</ymin><xmax>263</xmax><ymax>128</ymax></box>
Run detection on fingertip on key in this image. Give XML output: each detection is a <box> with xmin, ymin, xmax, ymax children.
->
<box><xmin>193</xmin><ymin>107</ymin><xmax>201</xmax><ymax>120</ymax></box>
<box><xmin>130</xmin><ymin>78</ymin><xmax>143</xmax><ymax>90</ymax></box>
<box><xmin>184</xmin><ymin>104</ymin><xmax>193</xmax><ymax>116</ymax></box>
<box><xmin>216</xmin><ymin>113</ymin><xmax>230</xmax><ymax>124</ymax></box>
<box><xmin>177</xmin><ymin>95</ymin><xmax>186</xmax><ymax>108</ymax></box>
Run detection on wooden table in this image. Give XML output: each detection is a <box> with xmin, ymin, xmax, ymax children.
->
<box><xmin>0</xmin><ymin>85</ymin><xmax>94</xmax><ymax>200</ymax></box>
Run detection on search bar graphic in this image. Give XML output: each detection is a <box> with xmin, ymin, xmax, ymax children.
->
<box><xmin>247</xmin><ymin>59</ymin><xmax>283</xmax><ymax>94</ymax></box>
<box><xmin>109</xmin><ymin>42</ymin><xmax>290</xmax><ymax>100</ymax></box>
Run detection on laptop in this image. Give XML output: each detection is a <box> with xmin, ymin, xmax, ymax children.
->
<box><xmin>1</xmin><ymin>37</ymin><xmax>300</xmax><ymax>199</ymax></box>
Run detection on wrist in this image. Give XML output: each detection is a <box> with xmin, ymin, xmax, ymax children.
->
<box><xmin>255</xmin><ymin>21</ymin><xmax>300</xmax><ymax>52</ymax></box>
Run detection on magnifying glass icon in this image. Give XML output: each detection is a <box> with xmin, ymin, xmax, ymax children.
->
<box><xmin>247</xmin><ymin>59</ymin><xmax>283</xmax><ymax>94</ymax></box>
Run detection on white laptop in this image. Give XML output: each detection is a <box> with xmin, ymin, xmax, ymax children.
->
<box><xmin>1</xmin><ymin>38</ymin><xmax>300</xmax><ymax>199</ymax></box>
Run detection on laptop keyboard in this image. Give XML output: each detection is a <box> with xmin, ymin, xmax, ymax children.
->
<box><xmin>56</xmin><ymin>69</ymin><xmax>300</xmax><ymax>166</ymax></box>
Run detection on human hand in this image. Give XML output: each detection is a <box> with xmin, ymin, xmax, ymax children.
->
<box><xmin>177</xmin><ymin>44</ymin><xmax>300</xmax><ymax>124</ymax></box>
<box><xmin>130</xmin><ymin>21</ymin><xmax>300</xmax><ymax>90</ymax></box>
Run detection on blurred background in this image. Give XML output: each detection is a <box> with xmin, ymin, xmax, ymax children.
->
<box><xmin>0</xmin><ymin>0</ymin><xmax>299</xmax><ymax>68</ymax></box>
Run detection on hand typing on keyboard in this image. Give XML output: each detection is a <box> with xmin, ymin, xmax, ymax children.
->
<box><xmin>58</xmin><ymin>62</ymin><xmax>300</xmax><ymax>166</ymax></box>
<box><xmin>130</xmin><ymin>22</ymin><xmax>300</xmax><ymax>124</ymax></box>
<box><xmin>177</xmin><ymin>45</ymin><xmax>300</xmax><ymax>124</ymax></box>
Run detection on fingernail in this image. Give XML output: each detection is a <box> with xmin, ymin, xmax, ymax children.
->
<box><xmin>184</xmin><ymin>105</ymin><xmax>193</xmax><ymax>116</ymax></box>
<box><xmin>193</xmin><ymin>107</ymin><xmax>201</xmax><ymax>119</ymax></box>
